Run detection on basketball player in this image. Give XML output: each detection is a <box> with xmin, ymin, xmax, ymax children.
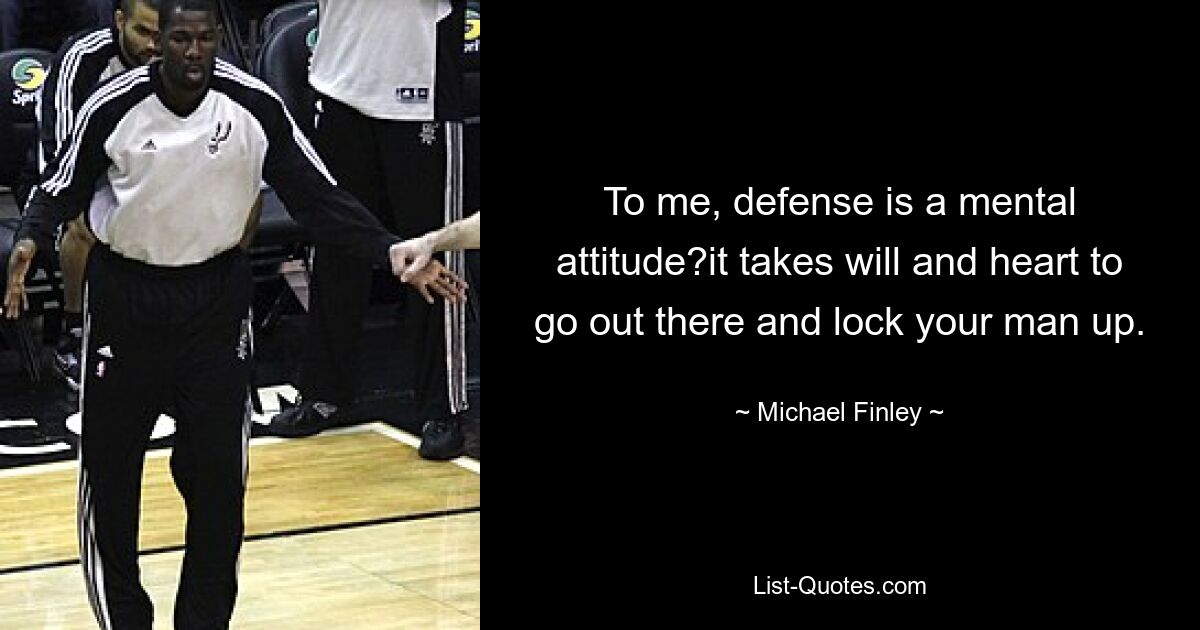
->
<box><xmin>4</xmin><ymin>1</ymin><xmax>459</xmax><ymax>626</ymax></box>
<box><xmin>267</xmin><ymin>0</ymin><xmax>473</xmax><ymax>463</ymax></box>
<box><xmin>392</xmin><ymin>209</ymin><xmax>480</xmax><ymax>459</ymax></box>
<box><xmin>35</xmin><ymin>0</ymin><xmax>162</xmax><ymax>391</ymax></box>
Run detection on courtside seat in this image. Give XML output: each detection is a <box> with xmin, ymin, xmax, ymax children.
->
<box><xmin>248</xmin><ymin>15</ymin><xmax>317</xmax><ymax>326</ymax></box>
<box><xmin>259</xmin><ymin>0</ymin><xmax>317</xmax><ymax>48</ymax></box>
<box><xmin>1</xmin><ymin>48</ymin><xmax>57</xmax><ymax>383</ymax></box>
<box><xmin>250</xmin><ymin>13</ymin><xmax>318</xmax><ymax>241</ymax></box>
<box><xmin>255</xmin><ymin>13</ymin><xmax>317</xmax><ymax>135</ymax></box>
<box><xmin>250</xmin><ymin>12</ymin><xmax>319</xmax><ymax>249</ymax></box>
<box><xmin>0</xmin><ymin>218</ymin><xmax>64</xmax><ymax>383</ymax></box>
<box><xmin>0</xmin><ymin>48</ymin><xmax>52</xmax><ymax>207</ymax></box>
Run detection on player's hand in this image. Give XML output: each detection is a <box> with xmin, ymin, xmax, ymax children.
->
<box><xmin>389</xmin><ymin>236</ymin><xmax>436</xmax><ymax>283</ymax></box>
<box><xmin>4</xmin><ymin>239</ymin><xmax>37</xmax><ymax>319</ymax></box>
<box><xmin>403</xmin><ymin>259</ymin><xmax>468</xmax><ymax>304</ymax></box>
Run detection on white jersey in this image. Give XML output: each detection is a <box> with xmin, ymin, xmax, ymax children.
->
<box><xmin>310</xmin><ymin>0</ymin><xmax>453</xmax><ymax>121</ymax></box>
<box><xmin>20</xmin><ymin>59</ymin><xmax>399</xmax><ymax>267</ymax></box>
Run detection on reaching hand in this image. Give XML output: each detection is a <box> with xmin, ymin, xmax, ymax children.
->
<box><xmin>4</xmin><ymin>239</ymin><xmax>37</xmax><ymax>320</ymax></box>
<box><xmin>404</xmin><ymin>259</ymin><xmax>468</xmax><ymax>304</ymax></box>
<box><xmin>389</xmin><ymin>236</ymin><xmax>436</xmax><ymax>283</ymax></box>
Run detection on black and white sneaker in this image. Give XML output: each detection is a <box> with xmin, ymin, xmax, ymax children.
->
<box><xmin>266</xmin><ymin>397</ymin><xmax>338</xmax><ymax>438</ymax></box>
<box><xmin>418</xmin><ymin>414</ymin><xmax>466</xmax><ymax>461</ymax></box>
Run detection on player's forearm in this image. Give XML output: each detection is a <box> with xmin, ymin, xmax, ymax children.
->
<box><xmin>289</xmin><ymin>187</ymin><xmax>400</xmax><ymax>265</ymax></box>
<box><xmin>430</xmin><ymin>211</ymin><xmax>480</xmax><ymax>251</ymax></box>
<box><xmin>15</xmin><ymin>187</ymin><xmax>68</xmax><ymax>254</ymax></box>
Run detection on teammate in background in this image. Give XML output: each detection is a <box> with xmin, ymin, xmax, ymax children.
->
<box><xmin>267</xmin><ymin>0</ymin><xmax>474</xmax><ymax>463</ymax></box>
<box><xmin>392</xmin><ymin>209</ymin><xmax>479</xmax><ymax>459</ymax></box>
<box><xmin>34</xmin><ymin>0</ymin><xmax>161</xmax><ymax>391</ymax></box>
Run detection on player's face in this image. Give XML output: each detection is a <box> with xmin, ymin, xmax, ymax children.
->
<box><xmin>116</xmin><ymin>1</ymin><xmax>160</xmax><ymax>65</ymax></box>
<box><xmin>160</xmin><ymin>9</ymin><xmax>221</xmax><ymax>91</ymax></box>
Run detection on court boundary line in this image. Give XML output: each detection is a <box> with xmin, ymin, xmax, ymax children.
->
<box><xmin>0</xmin><ymin>422</ymin><xmax>456</xmax><ymax>479</ymax></box>
<box><xmin>365</xmin><ymin>422</ymin><xmax>480</xmax><ymax>474</ymax></box>
<box><xmin>0</xmin><ymin>506</ymin><xmax>480</xmax><ymax>577</ymax></box>
<box><xmin>1</xmin><ymin>423</ymin><xmax>480</xmax><ymax>575</ymax></box>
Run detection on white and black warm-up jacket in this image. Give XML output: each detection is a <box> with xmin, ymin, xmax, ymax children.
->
<box><xmin>19</xmin><ymin>59</ymin><xmax>399</xmax><ymax>267</ymax></box>
<box><xmin>37</xmin><ymin>26</ymin><xmax>130</xmax><ymax>173</ymax></box>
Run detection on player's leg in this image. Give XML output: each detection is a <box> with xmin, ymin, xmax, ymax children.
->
<box><xmin>56</xmin><ymin>216</ymin><xmax>97</xmax><ymax>390</ymax></box>
<box><xmin>381</xmin><ymin>119</ymin><xmax>469</xmax><ymax>460</ymax></box>
<box><xmin>167</xmin><ymin>250</ymin><xmax>254</xmax><ymax>629</ymax></box>
<box><xmin>270</xmin><ymin>95</ymin><xmax>387</xmax><ymax>437</ymax></box>
<box><xmin>78</xmin><ymin>246</ymin><xmax>169</xmax><ymax>629</ymax></box>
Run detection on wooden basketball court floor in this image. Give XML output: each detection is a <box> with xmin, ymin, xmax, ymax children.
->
<box><xmin>0</xmin><ymin>423</ymin><xmax>481</xmax><ymax>628</ymax></box>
